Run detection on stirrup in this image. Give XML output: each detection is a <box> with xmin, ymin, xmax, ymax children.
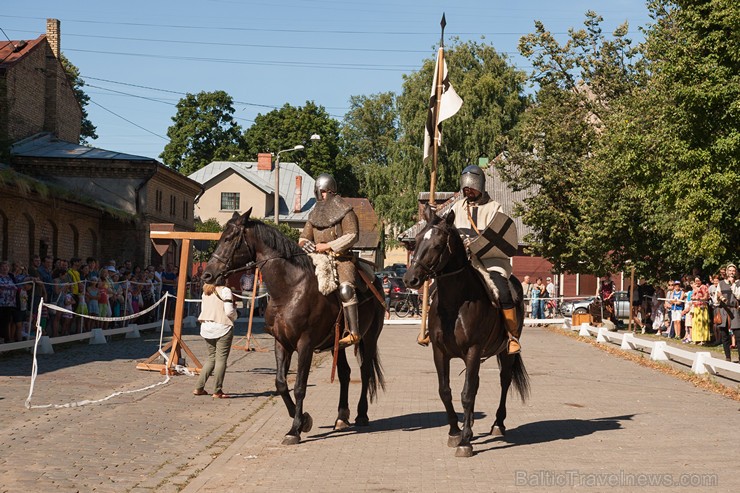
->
<box><xmin>417</xmin><ymin>331</ymin><xmax>430</xmax><ymax>347</ymax></box>
<box><xmin>507</xmin><ymin>336</ymin><xmax>521</xmax><ymax>355</ymax></box>
<box><xmin>339</xmin><ymin>332</ymin><xmax>361</xmax><ymax>347</ymax></box>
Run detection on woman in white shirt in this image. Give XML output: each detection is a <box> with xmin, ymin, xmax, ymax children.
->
<box><xmin>193</xmin><ymin>282</ymin><xmax>237</xmax><ymax>398</ymax></box>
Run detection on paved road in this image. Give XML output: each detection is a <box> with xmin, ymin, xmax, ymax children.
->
<box><xmin>0</xmin><ymin>321</ymin><xmax>737</xmax><ymax>492</ymax></box>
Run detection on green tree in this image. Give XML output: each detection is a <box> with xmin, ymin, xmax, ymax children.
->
<box><xmin>595</xmin><ymin>0</ymin><xmax>740</xmax><ymax>276</ymax></box>
<box><xmin>161</xmin><ymin>91</ymin><xmax>244</xmax><ymax>175</ymax></box>
<box><xmin>60</xmin><ymin>54</ymin><xmax>97</xmax><ymax>144</ymax></box>
<box><xmin>353</xmin><ymin>40</ymin><xmax>529</xmax><ymax>229</ymax></box>
<box><xmin>193</xmin><ymin>217</ymin><xmax>223</xmax><ymax>262</ymax></box>
<box><xmin>241</xmin><ymin>102</ymin><xmax>353</xmax><ymax>193</ymax></box>
<box><xmin>502</xmin><ymin>12</ymin><xmax>645</xmax><ymax>275</ymax></box>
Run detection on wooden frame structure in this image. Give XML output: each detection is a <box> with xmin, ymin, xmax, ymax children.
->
<box><xmin>136</xmin><ymin>230</ymin><xmax>222</xmax><ymax>374</ymax></box>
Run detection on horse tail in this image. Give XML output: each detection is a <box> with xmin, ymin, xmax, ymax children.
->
<box><xmin>359</xmin><ymin>309</ymin><xmax>386</xmax><ymax>403</ymax></box>
<box><xmin>502</xmin><ymin>353</ymin><xmax>531</xmax><ymax>402</ymax></box>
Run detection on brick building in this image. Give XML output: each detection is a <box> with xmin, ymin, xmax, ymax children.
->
<box><xmin>0</xmin><ymin>19</ymin><xmax>200</xmax><ymax>268</ymax></box>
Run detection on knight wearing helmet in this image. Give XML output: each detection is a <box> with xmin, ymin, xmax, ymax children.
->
<box><xmin>450</xmin><ymin>164</ymin><xmax>522</xmax><ymax>354</ymax></box>
<box><xmin>298</xmin><ymin>174</ymin><xmax>362</xmax><ymax>346</ymax></box>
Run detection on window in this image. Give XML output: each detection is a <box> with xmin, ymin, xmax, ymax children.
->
<box><xmin>155</xmin><ymin>190</ymin><xmax>163</xmax><ymax>212</ymax></box>
<box><xmin>182</xmin><ymin>200</ymin><xmax>188</xmax><ymax>220</ymax></box>
<box><xmin>169</xmin><ymin>195</ymin><xmax>176</xmax><ymax>216</ymax></box>
<box><xmin>221</xmin><ymin>192</ymin><xmax>240</xmax><ymax>211</ymax></box>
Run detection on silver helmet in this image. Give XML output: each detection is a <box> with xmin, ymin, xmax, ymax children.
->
<box><xmin>314</xmin><ymin>173</ymin><xmax>337</xmax><ymax>201</ymax></box>
<box><xmin>460</xmin><ymin>165</ymin><xmax>485</xmax><ymax>193</ymax></box>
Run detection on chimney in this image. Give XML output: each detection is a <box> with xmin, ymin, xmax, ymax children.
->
<box><xmin>43</xmin><ymin>19</ymin><xmax>61</xmax><ymax>137</ymax></box>
<box><xmin>293</xmin><ymin>176</ymin><xmax>303</xmax><ymax>212</ymax></box>
<box><xmin>46</xmin><ymin>18</ymin><xmax>60</xmax><ymax>58</ymax></box>
<box><xmin>257</xmin><ymin>153</ymin><xmax>273</xmax><ymax>171</ymax></box>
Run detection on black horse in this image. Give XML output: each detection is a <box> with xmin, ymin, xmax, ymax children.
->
<box><xmin>403</xmin><ymin>204</ymin><xmax>530</xmax><ymax>457</ymax></box>
<box><xmin>202</xmin><ymin>210</ymin><xmax>385</xmax><ymax>444</ymax></box>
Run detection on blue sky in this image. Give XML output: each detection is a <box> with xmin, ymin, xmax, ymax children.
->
<box><xmin>2</xmin><ymin>1</ymin><xmax>652</xmax><ymax>161</ymax></box>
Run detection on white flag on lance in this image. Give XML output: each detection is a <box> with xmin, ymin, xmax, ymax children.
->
<box><xmin>423</xmin><ymin>53</ymin><xmax>463</xmax><ymax>164</ymax></box>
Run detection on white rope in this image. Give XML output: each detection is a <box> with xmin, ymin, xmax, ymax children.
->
<box><xmin>24</xmin><ymin>294</ymin><xmax>192</xmax><ymax>410</ymax></box>
<box><xmin>45</xmin><ymin>292</ymin><xmax>170</xmax><ymax>323</ymax></box>
<box><xmin>232</xmin><ymin>291</ymin><xmax>269</xmax><ymax>300</ymax></box>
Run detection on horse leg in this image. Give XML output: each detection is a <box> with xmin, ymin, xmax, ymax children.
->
<box><xmin>432</xmin><ymin>346</ymin><xmax>461</xmax><ymax>447</ymax></box>
<box><xmin>491</xmin><ymin>354</ymin><xmax>514</xmax><ymax>437</ymax></box>
<box><xmin>334</xmin><ymin>349</ymin><xmax>352</xmax><ymax>430</ymax></box>
<box><xmin>282</xmin><ymin>340</ymin><xmax>314</xmax><ymax>445</ymax></box>
<box><xmin>456</xmin><ymin>349</ymin><xmax>481</xmax><ymax>458</ymax></box>
<box><xmin>274</xmin><ymin>340</ymin><xmax>296</xmax><ymax>418</ymax></box>
<box><xmin>355</xmin><ymin>336</ymin><xmax>376</xmax><ymax>427</ymax></box>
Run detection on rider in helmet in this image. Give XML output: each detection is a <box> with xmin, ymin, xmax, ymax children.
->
<box><xmin>450</xmin><ymin>164</ymin><xmax>522</xmax><ymax>354</ymax></box>
<box><xmin>298</xmin><ymin>174</ymin><xmax>362</xmax><ymax>347</ymax></box>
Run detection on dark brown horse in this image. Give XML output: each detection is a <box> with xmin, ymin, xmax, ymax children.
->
<box><xmin>202</xmin><ymin>210</ymin><xmax>385</xmax><ymax>444</ymax></box>
<box><xmin>403</xmin><ymin>204</ymin><xmax>530</xmax><ymax>457</ymax></box>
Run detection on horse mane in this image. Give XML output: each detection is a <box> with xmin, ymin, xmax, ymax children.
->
<box><xmin>247</xmin><ymin>219</ymin><xmax>313</xmax><ymax>272</ymax></box>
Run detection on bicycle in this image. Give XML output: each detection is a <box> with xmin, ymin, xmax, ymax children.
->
<box><xmin>394</xmin><ymin>291</ymin><xmax>420</xmax><ymax>318</ymax></box>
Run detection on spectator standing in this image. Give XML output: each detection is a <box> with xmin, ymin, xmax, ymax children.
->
<box><xmin>193</xmin><ymin>282</ymin><xmax>237</xmax><ymax>398</ymax></box>
<box><xmin>652</xmin><ymin>283</ymin><xmax>666</xmax><ymax>335</ymax></box>
<box><xmin>521</xmin><ymin>275</ymin><xmax>533</xmax><ymax>319</ymax></box>
<box><xmin>0</xmin><ymin>261</ymin><xmax>17</xmax><ymax>343</ymax></box>
<box><xmin>382</xmin><ymin>275</ymin><xmax>391</xmax><ymax>320</ymax></box>
<box><xmin>721</xmin><ymin>264</ymin><xmax>740</xmax><ymax>362</ymax></box>
<box><xmin>668</xmin><ymin>280</ymin><xmax>686</xmax><ymax>339</ymax></box>
<box><xmin>239</xmin><ymin>268</ymin><xmax>255</xmax><ymax>317</ymax></box>
<box><xmin>531</xmin><ymin>277</ymin><xmax>544</xmax><ymax>322</ymax></box>
<box><xmin>545</xmin><ymin>277</ymin><xmax>556</xmax><ymax>318</ymax></box>
<box><xmin>708</xmin><ymin>274</ymin><xmax>721</xmax><ymax>343</ymax></box>
<box><xmin>681</xmin><ymin>282</ymin><xmax>694</xmax><ymax>343</ymax></box>
<box><xmin>691</xmin><ymin>277</ymin><xmax>710</xmax><ymax>345</ymax></box>
<box><xmin>599</xmin><ymin>274</ymin><xmax>619</xmax><ymax>327</ymax></box>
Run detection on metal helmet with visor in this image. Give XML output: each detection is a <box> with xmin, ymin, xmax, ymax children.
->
<box><xmin>460</xmin><ymin>165</ymin><xmax>485</xmax><ymax>194</ymax></box>
<box><xmin>314</xmin><ymin>173</ymin><xmax>337</xmax><ymax>201</ymax></box>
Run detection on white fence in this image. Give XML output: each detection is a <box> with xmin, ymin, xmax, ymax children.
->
<box><xmin>563</xmin><ymin>319</ymin><xmax>740</xmax><ymax>378</ymax></box>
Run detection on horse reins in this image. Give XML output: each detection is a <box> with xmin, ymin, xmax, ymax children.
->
<box><xmin>213</xmin><ymin>227</ymin><xmax>307</xmax><ymax>281</ymax></box>
<box><xmin>414</xmin><ymin>225</ymin><xmax>466</xmax><ymax>280</ymax></box>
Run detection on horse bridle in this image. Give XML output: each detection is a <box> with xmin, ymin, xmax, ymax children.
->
<box><xmin>413</xmin><ymin>224</ymin><xmax>465</xmax><ymax>279</ymax></box>
<box><xmin>211</xmin><ymin>224</ymin><xmax>307</xmax><ymax>281</ymax></box>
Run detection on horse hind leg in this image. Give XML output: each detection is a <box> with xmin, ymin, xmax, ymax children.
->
<box><xmin>491</xmin><ymin>354</ymin><xmax>514</xmax><ymax>437</ymax></box>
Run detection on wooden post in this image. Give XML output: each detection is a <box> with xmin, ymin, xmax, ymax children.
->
<box><xmin>137</xmin><ymin>230</ymin><xmax>221</xmax><ymax>374</ymax></box>
<box><xmin>233</xmin><ymin>268</ymin><xmax>267</xmax><ymax>352</ymax></box>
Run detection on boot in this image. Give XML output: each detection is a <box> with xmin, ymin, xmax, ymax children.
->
<box><xmin>338</xmin><ymin>302</ymin><xmax>361</xmax><ymax>347</ymax></box>
<box><xmin>502</xmin><ymin>307</ymin><xmax>521</xmax><ymax>355</ymax></box>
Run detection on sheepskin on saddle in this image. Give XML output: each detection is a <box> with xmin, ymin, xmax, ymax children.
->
<box><xmin>307</xmin><ymin>253</ymin><xmax>374</xmax><ymax>296</ymax></box>
<box><xmin>469</xmin><ymin>255</ymin><xmax>519</xmax><ymax>307</ymax></box>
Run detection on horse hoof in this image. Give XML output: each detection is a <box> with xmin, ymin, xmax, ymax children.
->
<box><xmin>455</xmin><ymin>445</ymin><xmax>474</xmax><ymax>458</ymax></box>
<box><xmin>334</xmin><ymin>419</ymin><xmax>350</xmax><ymax>431</ymax></box>
<box><xmin>301</xmin><ymin>413</ymin><xmax>313</xmax><ymax>433</ymax></box>
<box><xmin>354</xmin><ymin>416</ymin><xmax>369</xmax><ymax>427</ymax></box>
<box><xmin>447</xmin><ymin>434</ymin><xmax>462</xmax><ymax>448</ymax></box>
<box><xmin>490</xmin><ymin>425</ymin><xmax>506</xmax><ymax>437</ymax></box>
<box><xmin>282</xmin><ymin>434</ymin><xmax>300</xmax><ymax>446</ymax></box>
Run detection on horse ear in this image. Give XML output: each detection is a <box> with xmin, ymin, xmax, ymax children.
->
<box><xmin>236</xmin><ymin>208</ymin><xmax>252</xmax><ymax>227</ymax></box>
<box><xmin>423</xmin><ymin>203</ymin><xmax>435</xmax><ymax>223</ymax></box>
<box><xmin>231</xmin><ymin>211</ymin><xmax>240</xmax><ymax>221</ymax></box>
<box><xmin>445</xmin><ymin>209</ymin><xmax>455</xmax><ymax>225</ymax></box>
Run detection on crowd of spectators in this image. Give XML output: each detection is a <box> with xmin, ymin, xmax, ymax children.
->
<box><xmin>623</xmin><ymin>264</ymin><xmax>740</xmax><ymax>363</ymax></box>
<box><xmin>0</xmin><ymin>255</ymin><xmax>201</xmax><ymax>344</ymax></box>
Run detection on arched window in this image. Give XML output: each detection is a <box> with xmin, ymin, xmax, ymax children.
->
<box><xmin>23</xmin><ymin>213</ymin><xmax>35</xmax><ymax>263</ymax></box>
<box><xmin>40</xmin><ymin>219</ymin><xmax>58</xmax><ymax>259</ymax></box>
<box><xmin>70</xmin><ymin>224</ymin><xmax>79</xmax><ymax>257</ymax></box>
<box><xmin>88</xmin><ymin>228</ymin><xmax>98</xmax><ymax>258</ymax></box>
<box><xmin>0</xmin><ymin>210</ymin><xmax>8</xmax><ymax>260</ymax></box>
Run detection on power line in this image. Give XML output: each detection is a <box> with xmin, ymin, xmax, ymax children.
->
<box><xmin>66</xmin><ymin>47</ymin><xmax>417</xmax><ymax>71</ymax></box>
<box><xmin>88</xmin><ymin>99</ymin><xmax>169</xmax><ymax>141</ymax></box>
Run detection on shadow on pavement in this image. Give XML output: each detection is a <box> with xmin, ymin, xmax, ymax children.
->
<box><xmin>474</xmin><ymin>414</ymin><xmax>635</xmax><ymax>454</ymax></box>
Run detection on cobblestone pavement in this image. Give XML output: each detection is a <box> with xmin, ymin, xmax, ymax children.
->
<box><xmin>1</xmin><ymin>321</ymin><xmax>738</xmax><ymax>492</ymax></box>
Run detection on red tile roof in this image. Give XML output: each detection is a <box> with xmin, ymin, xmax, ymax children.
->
<box><xmin>0</xmin><ymin>35</ymin><xmax>45</xmax><ymax>67</ymax></box>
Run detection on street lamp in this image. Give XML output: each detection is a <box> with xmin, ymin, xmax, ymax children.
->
<box><xmin>273</xmin><ymin>134</ymin><xmax>321</xmax><ymax>226</ymax></box>
<box><xmin>274</xmin><ymin>145</ymin><xmax>304</xmax><ymax>225</ymax></box>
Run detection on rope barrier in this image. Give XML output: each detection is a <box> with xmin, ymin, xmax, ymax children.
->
<box><xmin>24</xmin><ymin>293</ymin><xmax>192</xmax><ymax>410</ymax></box>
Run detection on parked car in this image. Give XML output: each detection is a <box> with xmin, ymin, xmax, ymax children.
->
<box><xmin>375</xmin><ymin>274</ymin><xmax>408</xmax><ymax>306</ymax></box>
<box><xmin>559</xmin><ymin>291</ymin><xmax>630</xmax><ymax>320</ymax></box>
